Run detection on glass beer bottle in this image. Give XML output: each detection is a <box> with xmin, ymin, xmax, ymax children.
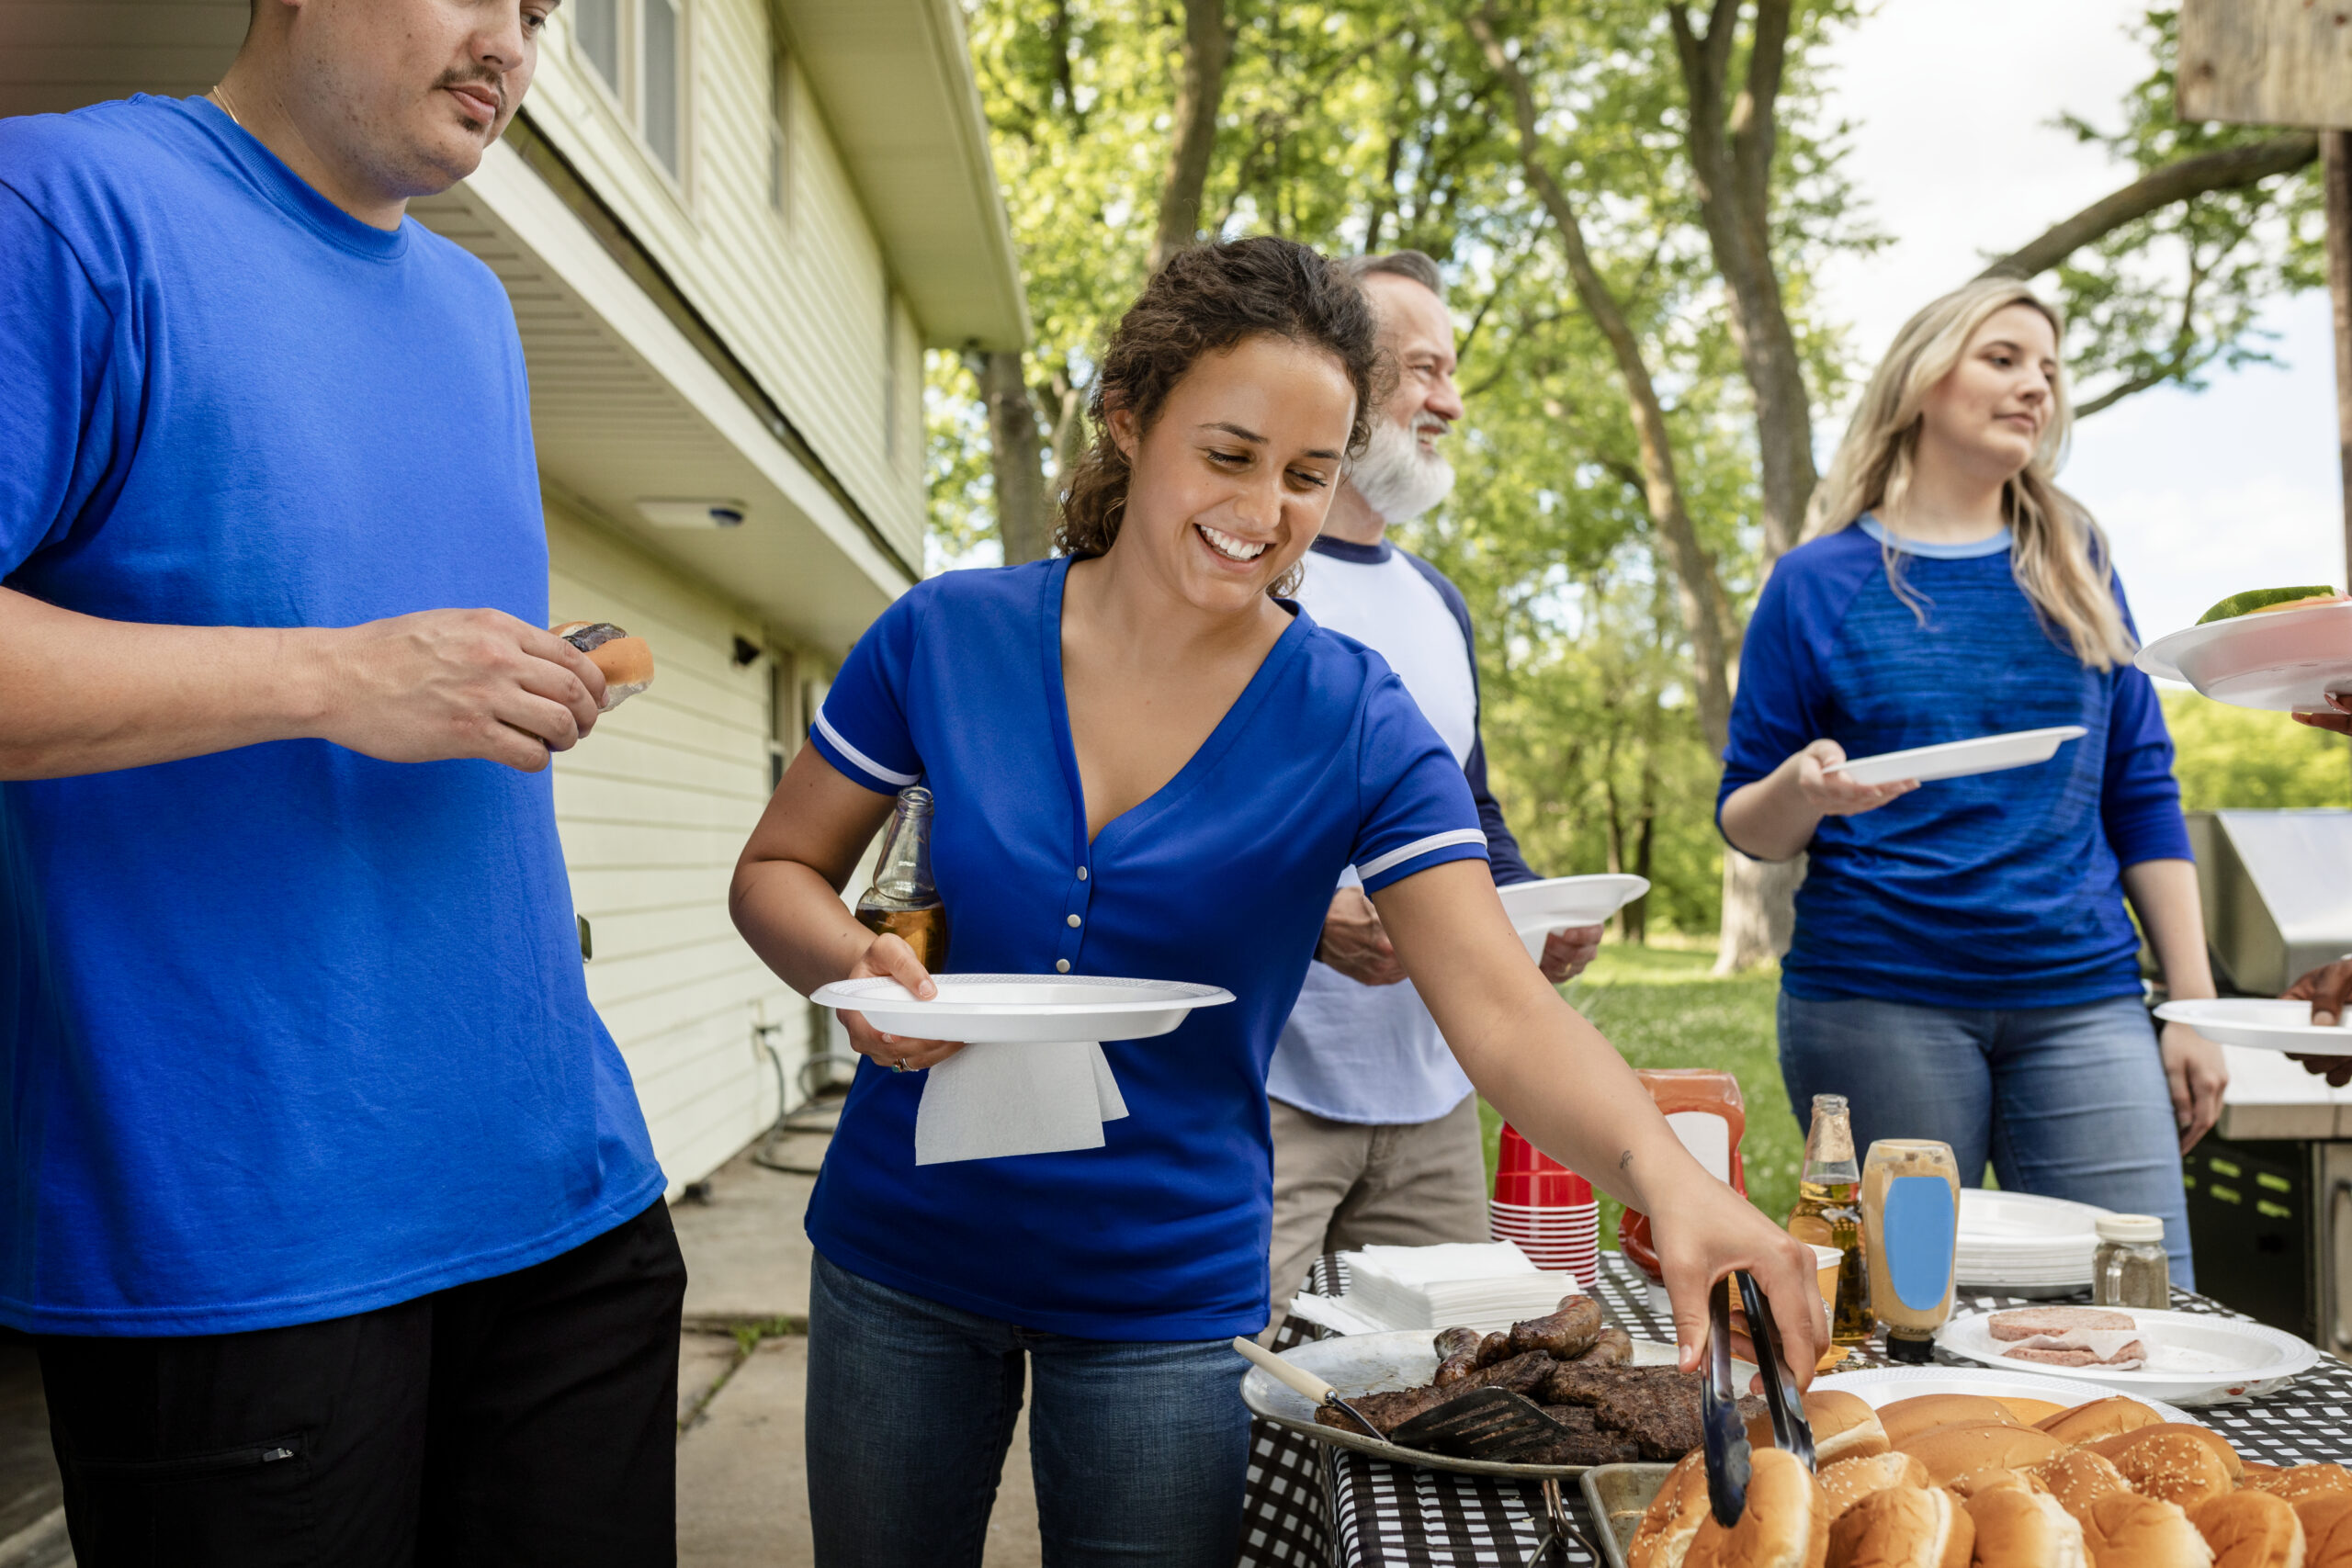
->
<box><xmin>854</xmin><ymin>786</ymin><xmax>948</xmax><ymax>971</ymax></box>
<box><xmin>1785</xmin><ymin>1094</ymin><xmax>1874</xmax><ymax>1345</ymax></box>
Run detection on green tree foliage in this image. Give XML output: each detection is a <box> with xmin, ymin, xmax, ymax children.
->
<box><xmin>2162</xmin><ymin>689</ymin><xmax>2351</xmax><ymax>811</ymax></box>
<box><xmin>2044</xmin><ymin>9</ymin><xmax>2323</xmax><ymax>415</ymax></box>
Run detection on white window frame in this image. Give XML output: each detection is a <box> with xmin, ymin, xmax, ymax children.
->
<box><xmin>568</xmin><ymin>0</ymin><xmax>693</xmax><ymax>197</ymax></box>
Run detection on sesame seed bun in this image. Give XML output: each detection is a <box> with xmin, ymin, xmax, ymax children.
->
<box><xmin>1820</xmin><ymin>1453</ymin><xmax>1931</xmax><ymax>1522</ymax></box>
<box><xmin>1880</xmin><ymin>1395</ymin><xmax>2023</xmax><ymax>1449</ymax></box>
<box><xmin>1945</xmin><ymin>1467</ymin><xmax>2049</xmax><ymax>1501</ymax></box>
<box><xmin>2113</xmin><ymin>1432</ymin><xmax>2238</xmax><ymax>1510</ymax></box>
<box><xmin>2031</xmin><ymin>1450</ymin><xmax>2133</xmax><ymax>1526</ymax></box>
<box><xmin>1629</xmin><ymin>1450</ymin><xmax>1711</xmax><ymax>1568</ymax></box>
<box><xmin>2036</xmin><ymin>1396</ymin><xmax>2170</xmax><ymax>1446</ymax></box>
<box><xmin>2249</xmin><ymin>1468</ymin><xmax>2352</xmax><ymax>1506</ymax></box>
<box><xmin>2086</xmin><ymin>1424</ymin><xmax>2244</xmax><ymax>1483</ymax></box>
<box><xmin>2079</xmin><ymin>1491</ymin><xmax>2217</xmax><ymax>1567</ymax></box>
<box><xmin>1746</xmin><ymin>1391</ymin><xmax>1890</xmax><ymax>1467</ymax></box>
<box><xmin>1685</xmin><ymin>1449</ymin><xmax>1829</xmax><ymax>1568</ymax></box>
<box><xmin>1826</xmin><ymin>1484</ymin><xmax>1973</xmax><ymax>1568</ymax></box>
<box><xmin>1966</xmin><ymin>1488</ymin><xmax>2091</xmax><ymax>1568</ymax></box>
<box><xmin>1987</xmin><ymin>1397</ymin><xmax>2069</xmax><ymax>1427</ymax></box>
<box><xmin>2292</xmin><ymin>1494</ymin><xmax>2352</xmax><ymax>1567</ymax></box>
<box><xmin>1896</xmin><ymin>1423</ymin><xmax>2067</xmax><ymax>1487</ymax></box>
<box><xmin>2188</xmin><ymin>1489</ymin><xmax>2305</xmax><ymax>1568</ymax></box>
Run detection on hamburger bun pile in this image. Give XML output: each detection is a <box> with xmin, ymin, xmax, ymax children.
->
<box><xmin>1626</xmin><ymin>1391</ymin><xmax>2352</xmax><ymax>1568</ymax></box>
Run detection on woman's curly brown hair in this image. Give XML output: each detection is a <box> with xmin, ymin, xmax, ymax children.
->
<box><xmin>1054</xmin><ymin>236</ymin><xmax>1386</xmax><ymax>597</ymax></box>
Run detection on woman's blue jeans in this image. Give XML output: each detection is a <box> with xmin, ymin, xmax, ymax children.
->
<box><xmin>1777</xmin><ymin>991</ymin><xmax>2196</xmax><ymax>1289</ymax></box>
<box><xmin>804</xmin><ymin>1250</ymin><xmax>1250</xmax><ymax>1567</ymax></box>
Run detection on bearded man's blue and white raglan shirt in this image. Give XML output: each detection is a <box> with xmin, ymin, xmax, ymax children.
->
<box><xmin>1264</xmin><ymin>536</ymin><xmax>1537</xmax><ymax>1126</ymax></box>
<box><xmin>0</xmin><ymin>96</ymin><xmax>664</xmax><ymax>1335</ymax></box>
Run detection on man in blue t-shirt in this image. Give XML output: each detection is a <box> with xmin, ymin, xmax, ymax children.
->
<box><xmin>0</xmin><ymin>2</ymin><xmax>678</xmax><ymax>1560</ymax></box>
<box><xmin>1261</xmin><ymin>252</ymin><xmax>1602</xmax><ymax>1331</ymax></box>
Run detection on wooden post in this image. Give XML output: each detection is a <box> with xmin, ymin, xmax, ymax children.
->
<box><xmin>2330</xmin><ymin>132</ymin><xmax>2352</xmax><ymax>598</ymax></box>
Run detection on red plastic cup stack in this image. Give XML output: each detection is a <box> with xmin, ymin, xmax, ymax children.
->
<box><xmin>1490</xmin><ymin>1122</ymin><xmax>1599</xmax><ymax>1288</ymax></box>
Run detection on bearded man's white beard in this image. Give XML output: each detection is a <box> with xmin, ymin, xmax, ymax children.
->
<box><xmin>1348</xmin><ymin>416</ymin><xmax>1454</xmax><ymax>524</ymax></box>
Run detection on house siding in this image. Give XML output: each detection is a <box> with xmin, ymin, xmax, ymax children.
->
<box><xmin>545</xmin><ymin>500</ymin><xmax>817</xmax><ymax>1191</ymax></box>
<box><xmin>526</xmin><ymin>0</ymin><xmax>925</xmax><ymax>570</ymax></box>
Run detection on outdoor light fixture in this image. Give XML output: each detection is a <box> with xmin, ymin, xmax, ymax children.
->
<box><xmin>636</xmin><ymin>498</ymin><xmax>748</xmax><ymax>529</ymax></box>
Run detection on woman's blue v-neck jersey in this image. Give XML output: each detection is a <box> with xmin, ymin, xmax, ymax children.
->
<box><xmin>1716</xmin><ymin>521</ymin><xmax>2189</xmax><ymax>1010</ymax></box>
<box><xmin>803</xmin><ymin>557</ymin><xmax>1489</xmax><ymax>1339</ymax></box>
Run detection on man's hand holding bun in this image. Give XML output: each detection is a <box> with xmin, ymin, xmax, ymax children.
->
<box><xmin>311</xmin><ymin>608</ymin><xmax>606</xmax><ymax>773</ymax></box>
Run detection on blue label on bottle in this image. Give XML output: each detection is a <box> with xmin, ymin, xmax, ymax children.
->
<box><xmin>1883</xmin><ymin>1176</ymin><xmax>1956</xmax><ymax>1312</ymax></box>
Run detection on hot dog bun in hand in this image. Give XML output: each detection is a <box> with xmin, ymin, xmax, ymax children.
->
<box><xmin>552</xmin><ymin>622</ymin><xmax>653</xmax><ymax>711</ymax></box>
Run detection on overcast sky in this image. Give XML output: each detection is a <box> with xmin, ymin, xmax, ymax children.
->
<box><xmin>1815</xmin><ymin>0</ymin><xmax>2343</xmax><ymax>643</ymax></box>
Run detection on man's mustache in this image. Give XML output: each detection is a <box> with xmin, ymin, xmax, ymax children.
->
<box><xmin>434</xmin><ymin>66</ymin><xmax>508</xmax><ymax>116</ymax></box>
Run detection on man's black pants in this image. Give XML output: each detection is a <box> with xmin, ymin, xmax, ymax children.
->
<box><xmin>34</xmin><ymin>1199</ymin><xmax>686</xmax><ymax>1567</ymax></box>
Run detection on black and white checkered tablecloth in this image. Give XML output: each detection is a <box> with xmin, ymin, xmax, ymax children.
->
<box><xmin>1237</xmin><ymin>1252</ymin><xmax>2352</xmax><ymax>1568</ymax></box>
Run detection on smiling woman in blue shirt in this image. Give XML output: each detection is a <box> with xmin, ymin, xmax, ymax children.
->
<box><xmin>730</xmin><ymin>238</ymin><xmax>1823</xmax><ymax>1562</ymax></box>
<box><xmin>1717</xmin><ymin>277</ymin><xmax>2223</xmax><ymax>1289</ymax></box>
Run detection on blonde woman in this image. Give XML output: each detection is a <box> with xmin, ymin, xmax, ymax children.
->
<box><xmin>1717</xmin><ymin>278</ymin><xmax>2222</xmax><ymax>1288</ymax></box>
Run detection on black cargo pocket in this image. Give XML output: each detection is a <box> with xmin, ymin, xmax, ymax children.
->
<box><xmin>61</xmin><ymin>1431</ymin><xmax>316</xmax><ymax>1566</ymax></box>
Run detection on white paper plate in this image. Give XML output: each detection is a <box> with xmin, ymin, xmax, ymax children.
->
<box><xmin>2155</xmin><ymin>997</ymin><xmax>2352</xmax><ymax>1056</ymax></box>
<box><xmin>1815</xmin><ymin>1364</ymin><xmax>2198</xmax><ymax>1424</ymax></box>
<box><xmin>1936</xmin><ymin>1307</ymin><xmax>2320</xmax><ymax>1405</ymax></box>
<box><xmin>1952</xmin><ymin>1190</ymin><xmax>2105</xmax><ymax>1293</ymax></box>
<box><xmin>808</xmin><ymin>974</ymin><xmax>1234</xmax><ymax>1043</ymax></box>
<box><xmin>1241</xmin><ymin>1329</ymin><xmax>1734</xmax><ymax>1478</ymax></box>
<box><xmin>1826</xmin><ymin>726</ymin><xmax>2088</xmax><ymax>786</ymax></box>
<box><xmin>2137</xmin><ymin>600</ymin><xmax>2352</xmax><ymax>712</ymax></box>
<box><xmin>1496</xmin><ymin>874</ymin><xmax>1650</xmax><ymax>935</ymax></box>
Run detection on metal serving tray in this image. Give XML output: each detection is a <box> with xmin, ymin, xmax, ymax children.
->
<box><xmin>1578</xmin><ymin>1463</ymin><xmax>1674</xmax><ymax>1568</ymax></box>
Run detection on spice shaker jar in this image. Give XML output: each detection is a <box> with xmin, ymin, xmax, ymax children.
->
<box><xmin>2092</xmin><ymin>1214</ymin><xmax>2170</xmax><ymax>1309</ymax></box>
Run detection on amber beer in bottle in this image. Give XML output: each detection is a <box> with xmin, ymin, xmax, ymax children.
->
<box><xmin>1786</xmin><ymin>1093</ymin><xmax>1874</xmax><ymax>1345</ymax></box>
<box><xmin>854</xmin><ymin>786</ymin><xmax>948</xmax><ymax>971</ymax></box>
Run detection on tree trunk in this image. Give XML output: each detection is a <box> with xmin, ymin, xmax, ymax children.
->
<box><xmin>1667</xmin><ymin>0</ymin><xmax>1815</xmax><ymax>564</ymax></box>
<box><xmin>978</xmin><ymin>350</ymin><xmax>1052</xmax><ymax>565</ymax></box>
<box><xmin>1713</xmin><ymin>850</ymin><xmax>1802</xmax><ymax>975</ymax></box>
<box><xmin>1469</xmin><ymin>6</ymin><xmax>1735</xmax><ymax>752</ymax></box>
<box><xmin>1149</xmin><ymin>0</ymin><xmax>1231</xmax><ymax>275</ymax></box>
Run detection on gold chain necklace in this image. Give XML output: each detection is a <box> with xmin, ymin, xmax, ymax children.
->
<box><xmin>207</xmin><ymin>85</ymin><xmax>244</xmax><ymax>128</ymax></box>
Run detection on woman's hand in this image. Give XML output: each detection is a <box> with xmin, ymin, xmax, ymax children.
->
<box><xmin>1789</xmin><ymin>739</ymin><xmax>1917</xmax><ymax>817</ymax></box>
<box><xmin>1649</xmin><ymin>1169</ymin><xmax>1829</xmax><ymax>1388</ymax></box>
<box><xmin>1538</xmin><ymin>924</ymin><xmax>1603</xmax><ymax>984</ymax></box>
<box><xmin>2286</xmin><ymin>958</ymin><xmax>2352</xmax><ymax>1086</ymax></box>
<box><xmin>839</xmin><ymin>932</ymin><xmax>966</xmax><ymax>1072</ymax></box>
<box><xmin>1719</xmin><ymin>739</ymin><xmax>1916</xmax><ymax>861</ymax></box>
<box><xmin>2159</xmin><ymin>1021</ymin><xmax>2227</xmax><ymax>1151</ymax></box>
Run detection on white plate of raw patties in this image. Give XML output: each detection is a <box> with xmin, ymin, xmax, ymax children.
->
<box><xmin>1498</xmin><ymin>875</ymin><xmax>1649</xmax><ymax>959</ymax></box>
<box><xmin>2155</xmin><ymin>998</ymin><xmax>2352</xmax><ymax>1056</ymax></box>
<box><xmin>1936</xmin><ymin>1306</ymin><xmax>2319</xmax><ymax>1405</ymax></box>
<box><xmin>2138</xmin><ymin>599</ymin><xmax>2352</xmax><ymax>712</ymax></box>
<box><xmin>808</xmin><ymin>974</ymin><xmax>1234</xmax><ymax>1043</ymax></box>
<box><xmin>1824</xmin><ymin>726</ymin><xmax>2088</xmax><ymax>786</ymax></box>
<box><xmin>1815</xmin><ymin>1365</ymin><xmax>2198</xmax><ymax>1426</ymax></box>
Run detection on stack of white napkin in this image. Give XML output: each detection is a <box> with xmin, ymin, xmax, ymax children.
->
<box><xmin>1286</xmin><ymin>1242</ymin><xmax>1582</xmax><ymax>1336</ymax></box>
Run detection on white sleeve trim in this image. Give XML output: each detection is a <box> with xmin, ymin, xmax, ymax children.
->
<box><xmin>813</xmin><ymin>707</ymin><xmax>919</xmax><ymax>789</ymax></box>
<box><xmin>1356</xmin><ymin>828</ymin><xmax>1488</xmax><ymax>883</ymax></box>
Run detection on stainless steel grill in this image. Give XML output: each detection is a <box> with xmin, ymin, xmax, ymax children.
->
<box><xmin>2183</xmin><ymin>809</ymin><xmax>2352</xmax><ymax>1355</ymax></box>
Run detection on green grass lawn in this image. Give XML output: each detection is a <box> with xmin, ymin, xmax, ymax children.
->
<box><xmin>1478</xmin><ymin>943</ymin><xmax>1804</xmax><ymax>1248</ymax></box>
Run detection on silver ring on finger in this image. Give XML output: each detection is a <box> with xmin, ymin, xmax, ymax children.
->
<box><xmin>890</xmin><ymin>1057</ymin><xmax>907</xmax><ymax>1073</ymax></box>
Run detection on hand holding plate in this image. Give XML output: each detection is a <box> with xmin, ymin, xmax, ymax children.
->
<box><xmin>1793</xmin><ymin>739</ymin><xmax>1917</xmax><ymax>815</ymax></box>
<box><xmin>842</xmin><ymin>932</ymin><xmax>967</xmax><ymax>1071</ymax></box>
<box><xmin>2285</xmin><ymin>957</ymin><xmax>2352</xmax><ymax>1084</ymax></box>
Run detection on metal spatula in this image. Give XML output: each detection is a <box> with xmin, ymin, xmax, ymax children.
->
<box><xmin>1231</xmin><ymin>1337</ymin><xmax>1581</xmax><ymax>1460</ymax></box>
<box><xmin>1230</xmin><ymin>1337</ymin><xmax>1385</xmax><ymax>1441</ymax></box>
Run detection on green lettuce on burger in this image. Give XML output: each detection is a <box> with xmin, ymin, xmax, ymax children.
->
<box><xmin>2197</xmin><ymin>586</ymin><xmax>2349</xmax><ymax>626</ymax></box>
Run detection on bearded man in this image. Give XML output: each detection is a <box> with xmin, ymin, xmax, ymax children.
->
<box><xmin>0</xmin><ymin>3</ymin><xmax>683</xmax><ymax>1562</ymax></box>
<box><xmin>1261</xmin><ymin>252</ymin><xmax>1602</xmax><ymax>1334</ymax></box>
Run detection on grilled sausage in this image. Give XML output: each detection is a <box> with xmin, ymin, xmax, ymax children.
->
<box><xmin>1509</xmin><ymin>1294</ymin><xmax>1604</xmax><ymax>1359</ymax></box>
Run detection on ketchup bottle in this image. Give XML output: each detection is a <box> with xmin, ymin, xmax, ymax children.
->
<box><xmin>1618</xmin><ymin>1068</ymin><xmax>1747</xmax><ymax>1289</ymax></box>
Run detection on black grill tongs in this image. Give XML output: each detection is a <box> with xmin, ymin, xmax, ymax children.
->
<box><xmin>1700</xmin><ymin>1270</ymin><xmax>1815</xmax><ymax>1528</ymax></box>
